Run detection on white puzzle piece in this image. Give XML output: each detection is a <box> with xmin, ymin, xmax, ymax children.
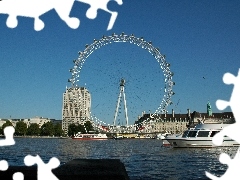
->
<box><xmin>206</xmin><ymin>69</ymin><xmax>240</xmax><ymax>179</ymax></box>
<box><xmin>0</xmin><ymin>160</ymin><xmax>8</xmax><ymax>171</ymax></box>
<box><xmin>76</xmin><ymin>0</ymin><xmax>123</xmax><ymax>30</ymax></box>
<box><xmin>0</xmin><ymin>126</ymin><xmax>15</xmax><ymax>146</ymax></box>
<box><xmin>0</xmin><ymin>0</ymin><xmax>123</xmax><ymax>31</ymax></box>
<box><xmin>24</xmin><ymin>155</ymin><xmax>60</xmax><ymax>180</ymax></box>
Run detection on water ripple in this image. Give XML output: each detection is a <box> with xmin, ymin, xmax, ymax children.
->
<box><xmin>0</xmin><ymin>138</ymin><xmax>237</xmax><ymax>179</ymax></box>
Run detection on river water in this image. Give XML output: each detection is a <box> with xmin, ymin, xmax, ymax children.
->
<box><xmin>0</xmin><ymin>138</ymin><xmax>238</xmax><ymax>180</ymax></box>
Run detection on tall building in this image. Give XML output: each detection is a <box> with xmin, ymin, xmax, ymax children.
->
<box><xmin>62</xmin><ymin>87</ymin><xmax>91</xmax><ymax>134</ymax></box>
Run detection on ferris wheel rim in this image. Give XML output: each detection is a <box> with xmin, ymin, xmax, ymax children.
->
<box><xmin>68</xmin><ymin>33</ymin><xmax>175</xmax><ymax>125</ymax></box>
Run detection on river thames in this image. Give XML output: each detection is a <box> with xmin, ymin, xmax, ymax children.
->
<box><xmin>0</xmin><ymin>138</ymin><xmax>237</xmax><ymax>180</ymax></box>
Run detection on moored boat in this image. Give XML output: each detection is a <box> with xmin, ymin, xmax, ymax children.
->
<box><xmin>113</xmin><ymin>135</ymin><xmax>124</xmax><ymax>140</ymax></box>
<box><xmin>165</xmin><ymin>123</ymin><xmax>240</xmax><ymax>148</ymax></box>
<box><xmin>72</xmin><ymin>132</ymin><xmax>109</xmax><ymax>140</ymax></box>
<box><xmin>157</xmin><ymin>132</ymin><xmax>172</xmax><ymax>146</ymax></box>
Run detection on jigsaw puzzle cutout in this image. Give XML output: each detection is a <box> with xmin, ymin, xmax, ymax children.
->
<box><xmin>205</xmin><ymin>68</ymin><xmax>240</xmax><ymax>179</ymax></box>
<box><xmin>0</xmin><ymin>159</ymin><xmax>24</xmax><ymax>180</ymax></box>
<box><xmin>0</xmin><ymin>160</ymin><xmax>8</xmax><ymax>171</ymax></box>
<box><xmin>24</xmin><ymin>155</ymin><xmax>60</xmax><ymax>180</ymax></box>
<box><xmin>12</xmin><ymin>172</ymin><xmax>24</xmax><ymax>180</ymax></box>
<box><xmin>0</xmin><ymin>126</ymin><xmax>24</xmax><ymax>180</ymax></box>
<box><xmin>0</xmin><ymin>0</ymin><xmax>123</xmax><ymax>31</ymax></box>
<box><xmin>77</xmin><ymin>0</ymin><xmax>123</xmax><ymax>30</ymax></box>
<box><xmin>0</xmin><ymin>126</ymin><xmax>60</xmax><ymax>180</ymax></box>
<box><xmin>0</xmin><ymin>0</ymin><xmax>79</xmax><ymax>31</ymax></box>
<box><xmin>0</xmin><ymin>126</ymin><xmax>15</xmax><ymax>146</ymax></box>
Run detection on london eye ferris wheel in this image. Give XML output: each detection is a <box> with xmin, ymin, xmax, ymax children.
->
<box><xmin>67</xmin><ymin>33</ymin><xmax>175</xmax><ymax>128</ymax></box>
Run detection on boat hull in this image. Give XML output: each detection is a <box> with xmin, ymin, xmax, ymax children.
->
<box><xmin>72</xmin><ymin>133</ymin><xmax>109</xmax><ymax>140</ymax></box>
<box><xmin>72</xmin><ymin>137</ymin><xmax>108</xmax><ymax>140</ymax></box>
<box><xmin>162</xmin><ymin>139</ymin><xmax>171</xmax><ymax>146</ymax></box>
<box><xmin>165</xmin><ymin>123</ymin><xmax>240</xmax><ymax>148</ymax></box>
<box><xmin>166</xmin><ymin>138</ymin><xmax>240</xmax><ymax>148</ymax></box>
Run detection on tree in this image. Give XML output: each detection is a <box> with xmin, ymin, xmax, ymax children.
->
<box><xmin>2</xmin><ymin>120</ymin><xmax>13</xmax><ymax>131</ymax></box>
<box><xmin>54</xmin><ymin>123</ymin><xmax>64</xmax><ymax>137</ymax></box>
<box><xmin>0</xmin><ymin>120</ymin><xmax>13</xmax><ymax>135</ymax></box>
<box><xmin>15</xmin><ymin>121</ymin><xmax>27</xmax><ymax>136</ymax></box>
<box><xmin>84</xmin><ymin>121</ymin><xmax>94</xmax><ymax>133</ymax></box>
<box><xmin>0</xmin><ymin>127</ymin><xmax>3</xmax><ymax>135</ymax></box>
<box><xmin>41</xmin><ymin>122</ymin><xmax>54</xmax><ymax>136</ymax></box>
<box><xmin>68</xmin><ymin>123</ymin><xmax>85</xmax><ymax>137</ymax></box>
<box><xmin>68</xmin><ymin>124</ymin><xmax>77</xmax><ymax>137</ymax></box>
<box><xmin>78</xmin><ymin>124</ymin><xmax>86</xmax><ymax>134</ymax></box>
<box><xmin>27</xmin><ymin>123</ymin><xmax>40</xmax><ymax>136</ymax></box>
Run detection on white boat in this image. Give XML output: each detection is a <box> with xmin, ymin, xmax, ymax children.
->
<box><xmin>113</xmin><ymin>135</ymin><xmax>124</xmax><ymax>140</ymax></box>
<box><xmin>157</xmin><ymin>132</ymin><xmax>172</xmax><ymax>146</ymax></box>
<box><xmin>165</xmin><ymin>123</ymin><xmax>240</xmax><ymax>148</ymax></box>
<box><xmin>72</xmin><ymin>132</ymin><xmax>109</xmax><ymax>140</ymax></box>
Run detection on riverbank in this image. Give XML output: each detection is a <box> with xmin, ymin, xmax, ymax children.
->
<box><xmin>0</xmin><ymin>135</ymin><xmax>70</xmax><ymax>139</ymax></box>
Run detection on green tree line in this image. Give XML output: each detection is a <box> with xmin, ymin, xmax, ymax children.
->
<box><xmin>67</xmin><ymin>121</ymin><xmax>94</xmax><ymax>137</ymax></box>
<box><xmin>0</xmin><ymin>120</ymin><xmax>64</xmax><ymax>137</ymax></box>
<box><xmin>0</xmin><ymin>120</ymin><xmax>95</xmax><ymax>137</ymax></box>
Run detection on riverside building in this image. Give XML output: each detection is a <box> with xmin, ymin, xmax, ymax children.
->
<box><xmin>0</xmin><ymin>117</ymin><xmax>60</xmax><ymax>128</ymax></box>
<box><xmin>62</xmin><ymin>87</ymin><xmax>91</xmax><ymax>134</ymax></box>
<box><xmin>135</xmin><ymin>107</ymin><xmax>234</xmax><ymax>134</ymax></box>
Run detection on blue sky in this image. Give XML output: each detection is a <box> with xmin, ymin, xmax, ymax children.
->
<box><xmin>0</xmin><ymin>0</ymin><xmax>239</xmax><ymax>125</ymax></box>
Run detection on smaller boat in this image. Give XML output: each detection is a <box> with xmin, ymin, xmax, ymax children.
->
<box><xmin>157</xmin><ymin>132</ymin><xmax>172</xmax><ymax>146</ymax></box>
<box><xmin>113</xmin><ymin>135</ymin><xmax>124</xmax><ymax>140</ymax></box>
<box><xmin>72</xmin><ymin>132</ymin><xmax>109</xmax><ymax>140</ymax></box>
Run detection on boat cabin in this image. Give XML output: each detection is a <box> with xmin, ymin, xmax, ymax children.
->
<box><xmin>182</xmin><ymin>130</ymin><xmax>220</xmax><ymax>138</ymax></box>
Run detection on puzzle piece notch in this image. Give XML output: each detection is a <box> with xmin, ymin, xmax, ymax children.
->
<box><xmin>212</xmin><ymin>124</ymin><xmax>240</xmax><ymax>150</ymax></box>
<box><xmin>216</xmin><ymin>100</ymin><xmax>230</xmax><ymax>111</ymax></box>
<box><xmin>0</xmin><ymin>0</ymin><xmax>123</xmax><ymax>31</ymax></box>
<box><xmin>12</xmin><ymin>172</ymin><xmax>24</xmax><ymax>180</ymax></box>
<box><xmin>0</xmin><ymin>160</ymin><xmax>8</xmax><ymax>171</ymax></box>
<box><xmin>0</xmin><ymin>160</ymin><xmax>24</xmax><ymax>180</ymax></box>
<box><xmin>24</xmin><ymin>155</ymin><xmax>60</xmax><ymax>180</ymax></box>
<box><xmin>76</xmin><ymin>0</ymin><xmax>123</xmax><ymax>30</ymax></box>
<box><xmin>0</xmin><ymin>0</ymin><xmax>80</xmax><ymax>31</ymax></box>
<box><xmin>216</xmin><ymin>69</ymin><xmax>240</xmax><ymax>120</ymax></box>
<box><xmin>213</xmin><ymin>69</ymin><xmax>240</xmax><ymax>146</ymax></box>
<box><xmin>0</xmin><ymin>126</ymin><xmax>15</xmax><ymax>146</ymax></box>
<box><xmin>206</xmin><ymin>150</ymin><xmax>240</xmax><ymax>180</ymax></box>
<box><xmin>206</xmin><ymin>69</ymin><xmax>240</xmax><ymax>179</ymax></box>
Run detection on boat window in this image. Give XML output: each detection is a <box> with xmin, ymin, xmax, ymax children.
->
<box><xmin>210</xmin><ymin>131</ymin><xmax>220</xmax><ymax>137</ymax></box>
<box><xmin>197</xmin><ymin>131</ymin><xmax>210</xmax><ymax>137</ymax></box>
<box><xmin>187</xmin><ymin>131</ymin><xmax>197</xmax><ymax>137</ymax></box>
<box><xmin>182</xmin><ymin>131</ymin><xmax>189</xmax><ymax>138</ymax></box>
